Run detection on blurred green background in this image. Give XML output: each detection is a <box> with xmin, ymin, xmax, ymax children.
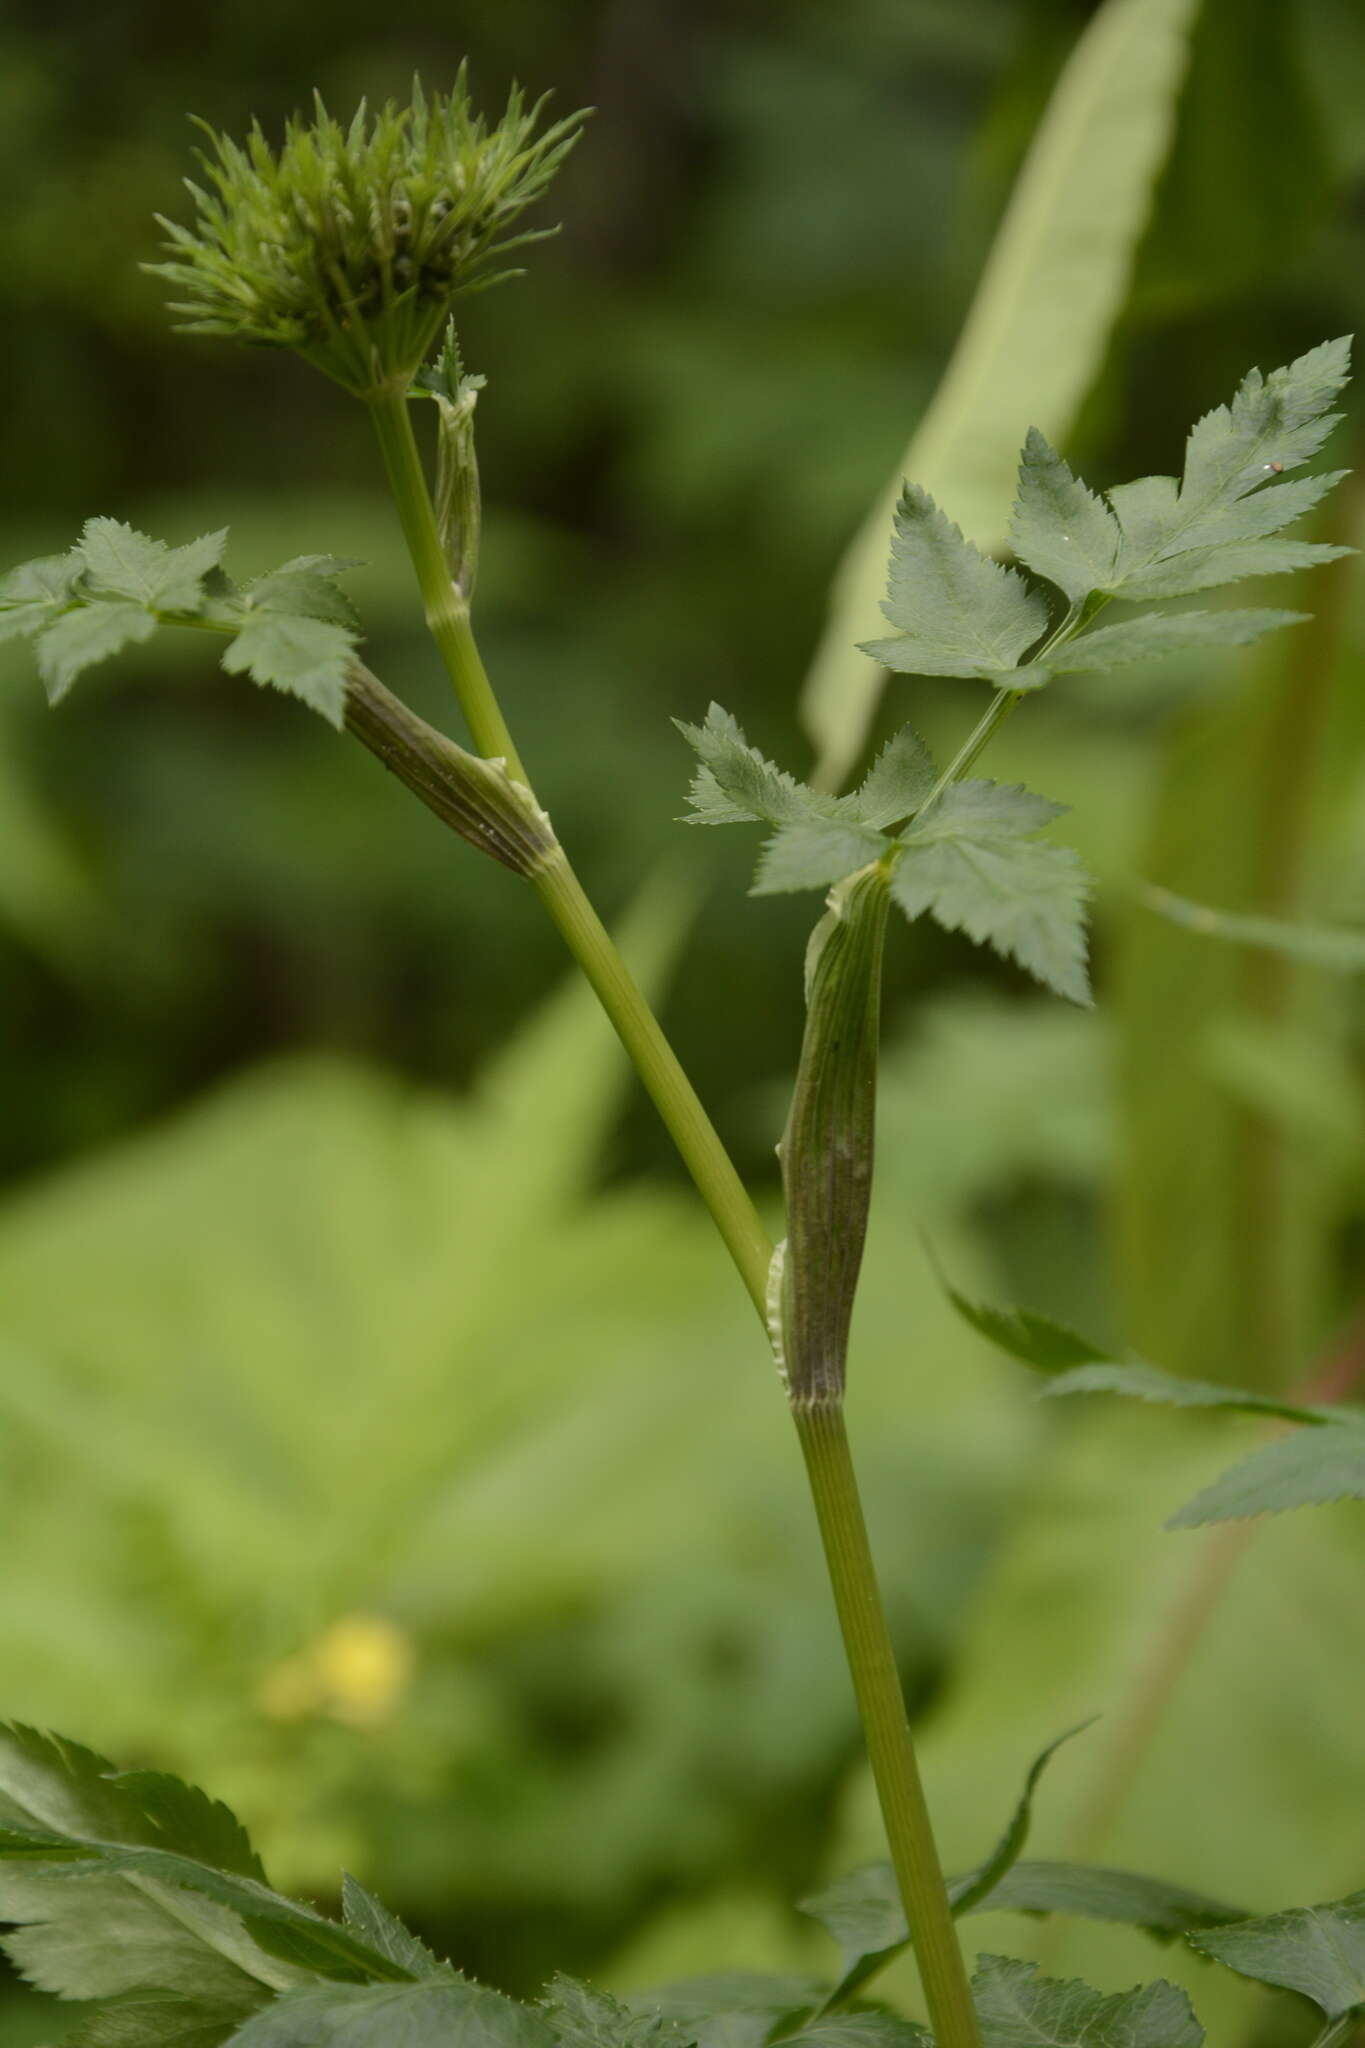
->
<box><xmin>2</xmin><ymin>0</ymin><xmax>1364</xmax><ymax>2042</ymax></box>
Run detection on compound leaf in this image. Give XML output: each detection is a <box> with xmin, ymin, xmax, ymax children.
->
<box><xmin>222</xmin><ymin>613</ymin><xmax>355</xmax><ymax>728</ymax></box>
<box><xmin>1190</xmin><ymin>1891</ymin><xmax>1365</xmax><ymax>2019</ymax></box>
<box><xmin>626</xmin><ymin>1974</ymin><xmax>826</xmax><ymax>2048</ymax></box>
<box><xmin>340</xmin><ymin>1876</ymin><xmax>450</xmax><ymax>1979</ymax></box>
<box><xmin>80</xmin><ymin>520</ymin><xmax>227</xmax><ymax>611</ymax></box>
<box><xmin>862</xmin><ymin>485</ymin><xmax>1050</xmax><ymax>680</ymax></box>
<box><xmin>1010</xmin><ymin>429</ymin><xmax>1121</xmax><ymax>603</ymax></box>
<box><xmin>1044</xmin><ymin>608</ymin><xmax>1306</xmax><ymax>676</ymax></box>
<box><xmin>0</xmin><ymin>551</ymin><xmax>83</xmax><ymax>606</ymax></box>
<box><xmin>244</xmin><ymin>562</ymin><xmax>362</xmax><ymax>632</ymax></box>
<box><xmin>1108</xmin><ymin>339</ymin><xmax>1351</xmax><ymax>585</ymax></box>
<box><xmin>891</xmin><ymin>780</ymin><xmax>1090</xmax><ymax>1004</ymax></box>
<box><xmin>224</xmin><ymin>1978</ymin><xmax>553</xmax><ymax>2048</ymax></box>
<box><xmin>540</xmin><ymin>1976</ymin><xmax>691</xmax><ymax>2048</ymax></box>
<box><xmin>35</xmin><ymin>600</ymin><xmax>159</xmax><ymax>703</ymax></box>
<box><xmin>109</xmin><ymin>1771</ymin><xmax>267</xmax><ymax>1883</ymax></box>
<box><xmin>1115</xmin><ymin>537</ymin><xmax>1353</xmax><ymax>601</ymax></box>
<box><xmin>56</xmin><ymin>1988</ymin><xmax>264</xmax><ymax>2048</ymax></box>
<box><xmin>848</xmin><ymin>727</ymin><xmax>937</xmax><ymax>828</ymax></box>
<box><xmin>677</xmin><ymin>704</ymin><xmax>819</xmax><ymax>828</ymax></box>
<box><xmin>970</xmin><ymin>1954</ymin><xmax>1203</xmax><ymax>2047</ymax></box>
<box><xmin>752</xmin><ymin>820</ymin><xmax>889</xmax><ymax>896</ymax></box>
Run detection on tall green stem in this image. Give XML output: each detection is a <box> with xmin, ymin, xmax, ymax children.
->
<box><xmin>797</xmin><ymin>1405</ymin><xmax>982</xmax><ymax>2048</ymax></box>
<box><xmin>368</xmin><ymin>385</ymin><xmax>770</xmax><ymax>1316</ymax></box>
<box><xmin>367</xmin><ymin>382</ymin><xmax>977</xmax><ymax>2041</ymax></box>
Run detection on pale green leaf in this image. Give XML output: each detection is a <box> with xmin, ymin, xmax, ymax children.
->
<box><xmin>779</xmin><ymin>2016</ymin><xmax>931</xmax><ymax>2048</ymax></box>
<box><xmin>1180</xmin><ymin>337</ymin><xmax>1352</xmax><ymax>517</ymax></box>
<box><xmin>540</xmin><ymin>1976</ymin><xmax>689</xmax><ymax>2048</ymax></box>
<box><xmin>35</xmin><ymin>601</ymin><xmax>159</xmax><ymax>703</ymax></box>
<box><xmin>937</xmin><ymin>1284</ymin><xmax>1110</xmax><ymax>1374</ymax></box>
<box><xmin>340</xmin><ymin>1876</ymin><xmax>450</xmax><ymax>1979</ymax></box>
<box><xmin>1010</xmin><ymin>429</ymin><xmax>1121</xmax><ymax>603</ymax></box>
<box><xmin>676</xmin><ymin>704</ymin><xmax>818</xmax><ymax>827</ymax></box>
<box><xmin>968</xmin><ymin>1862</ymin><xmax>1242</xmax><ymax>1941</ymax></box>
<box><xmin>110</xmin><ymin>1771</ymin><xmax>267</xmax><ymax>1883</ymax></box>
<box><xmin>1116</xmin><ymin>537</ymin><xmax>1353</xmax><ymax>600</ymax></box>
<box><xmin>627</xmin><ymin>1975</ymin><xmax>825</xmax><ymax>2048</ymax></box>
<box><xmin>0</xmin><ymin>1725</ymin><xmax>154</xmax><ymax>1844</ymax></box>
<box><xmin>952</xmin><ymin>1723</ymin><xmax>1096</xmax><ymax>1918</ymax></box>
<box><xmin>56</xmin><ymin>1987</ymin><xmax>263</xmax><ymax>2048</ymax></box>
<box><xmin>0</xmin><ymin>602</ymin><xmax>58</xmax><ymax>645</ymax></box>
<box><xmin>892</xmin><ymin>781</ymin><xmax>1091</xmax><ymax>1004</ymax></box>
<box><xmin>752</xmin><ymin>820</ymin><xmax>889</xmax><ymax>896</ymax></box>
<box><xmin>1168</xmin><ymin>1422</ymin><xmax>1365</xmax><ymax>1528</ymax></box>
<box><xmin>1045</xmin><ymin>608</ymin><xmax>1305</xmax><ymax>676</ymax></box>
<box><xmin>1164</xmin><ymin>469</ymin><xmax>1347</xmax><ymax>556</ymax></box>
<box><xmin>1140</xmin><ymin>885</ymin><xmax>1365</xmax><ymax>971</ymax></box>
<box><xmin>803</xmin><ymin>1726</ymin><xmax>1091</xmax><ymax>2004</ymax></box>
<box><xmin>224</xmin><ymin>1978</ymin><xmax>553</xmax><ymax>2047</ymax></box>
<box><xmin>1038</xmin><ymin>1362</ymin><xmax>1330</xmax><ymax>1425</ymax></box>
<box><xmin>861</xmin><ymin>485</ymin><xmax>1049</xmax><ymax>680</ymax></box>
<box><xmin>1190</xmin><ymin>1892</ymin><xmax>1365</xmax><ymax>2019</ymax></box>
<box><xmin>970</xmin><ymin>1954</ymin><xmax>1203</xmax><ymax>2047</ymax></box>
<box><xmin>79</xmin><ymin>520</ymin><xmax>227</xmax><ymax>611</ymax></box>
<box><xmin>0</xmin><ymin>552</ymin><xmax>83</xmax><ymax>605</ymax></box>
<box><xmin>244</xmin><ymin>563</ymin><xmax>361</xmax><ymax>631</ymax></box>
<box><xmin>222</xmin><ymin>613</ymin><xmax>355</xmax><ymax>727</ymax></box>
<box><xmin>800</xmin><ymin>0</ymin><xmax>1200</xmax><ymax>783</ymax></box>
<box><xmin>0</xmin><ymin>1869</ymin><xmax>290</xmax><ymax>2006</ymax></box>
<box><xmin>1108</xmin><ymin>339</ymin><xmax>1352</xmax><ymax>584</ymax></box>
<box><xmin>847</xmin><ymin>727</ymin><xmax>937</xmax><ymax>828</ymax></box>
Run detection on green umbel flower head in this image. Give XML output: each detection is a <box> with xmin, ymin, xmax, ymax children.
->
<box><xmin>148</xmin><ymin>69</ymin><xmax>583</xmax><ymax>396</ymax></box>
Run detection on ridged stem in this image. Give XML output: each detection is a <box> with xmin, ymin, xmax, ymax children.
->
<box><xmin>796</xmin><ymin>1404</ymin><xmax>982</xmax><ymax>2048</ymax></box>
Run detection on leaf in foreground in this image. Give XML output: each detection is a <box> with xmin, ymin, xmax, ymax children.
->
<box><xmin>0</xmin><ymin>1724</ymin><xmax>422</xmax><ymax>2011</ymax></box>
<box><xmin>56</xmin><ymin>1988</ymin><xmax>264</xmax><ymax>2048</ymax></box>
<box><xmin>861</xmin><ymin>485</ymin><xmax>1049</xmax><ymax>681</ymax></box>
<box><xmin>540</xmin><ymin>1975</ymin><xmax>691</xmax><ymax>2048</ymax></box>
<box><xmin>627</xmin><ymin>1973</ymin><xmax>827</xmax><ymax>2048</ymax></box>
<box><xmin>224</xmin><ymin>1978</ymin><xmax>552</xmax><ymax>2047</ymax></box>
<box><xmin>1191</xmin><ymin>1890</ymin><xmax>1365</xmax><ymax>2020</ymax></box>
<box><xmin>970</xmin><ymin>1954</ymin><xmax>1203</xmax><ymax>2047</ymax></box>
<box><xmin>891</xmin><ymin>780</ymin><xmax>1091</xmax><ymax>1004</ymax></box>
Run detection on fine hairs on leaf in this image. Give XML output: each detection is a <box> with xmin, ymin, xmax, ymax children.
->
<box><xmin>865</xmin><ymin>337</ymin><xmax>1350</xmax><ymax>695</ymax></box>
<box><xmin>676</xmin><ymin>710</ymin><xmax>1091</xmax><ymax>1002</ymax></box>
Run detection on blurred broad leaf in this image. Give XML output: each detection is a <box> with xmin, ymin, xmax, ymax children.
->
<box><xmin>801</xmin><ymin>0</ymin><xmax>1202</xmax><ymax>785</ymax></box>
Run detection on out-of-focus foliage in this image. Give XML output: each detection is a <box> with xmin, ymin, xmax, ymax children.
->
<box><xmin>3</xmin><ymin>0</ymin><xmax>1365</xmax><ymax>2042</ymax></box>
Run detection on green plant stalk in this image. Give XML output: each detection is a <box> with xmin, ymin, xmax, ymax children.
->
<box><xmin>368</xmin><ymin>385</ymin><xmax>772</xmax><ymax>1314</ymax></box>
<box><xmin>796</xmin><ymin>1402</ymin><xmax>982</xmax><ymax>2048</ymax></box>
<box><xmin>369</xmin><ymin>382</ymin><xmax>978</xmax><ymax>2043</ymax></box>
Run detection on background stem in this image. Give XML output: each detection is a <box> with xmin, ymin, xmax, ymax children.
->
<box><xmin>796</xmin><ymin>1403</ymin><xmax>982</xmax><ymax>2048</ymax></box>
